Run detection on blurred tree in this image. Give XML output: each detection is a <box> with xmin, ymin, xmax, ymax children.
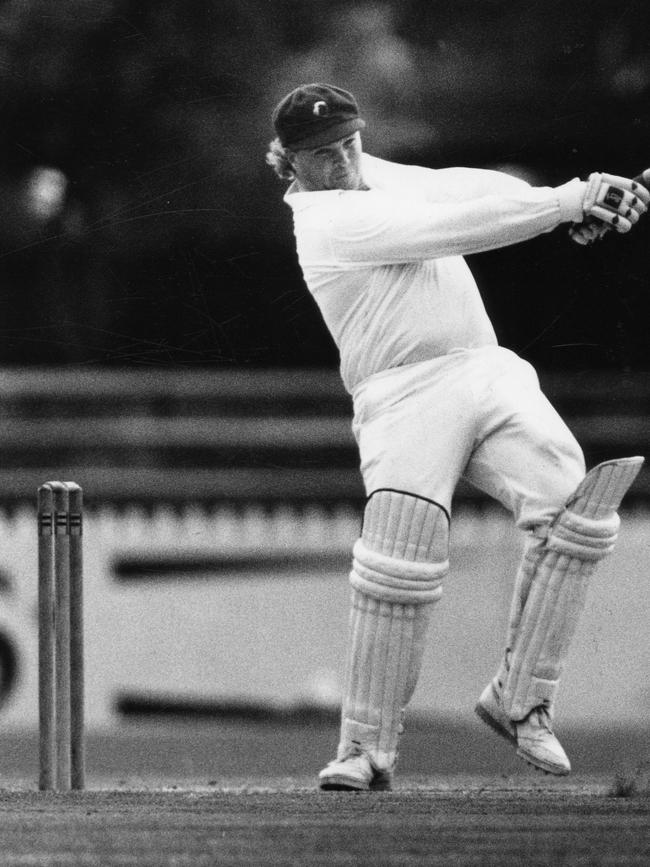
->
<box><xmin>0</xmin><ymin>0</ymin><xmax>297</xmax><ymax>364</ymax></box>
<box><xmin>0</xmin><ymin>0</ymin><xmax>646</xmax><ymax>369</ymax></box>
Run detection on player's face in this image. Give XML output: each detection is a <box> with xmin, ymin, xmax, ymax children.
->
<box><xmin>290</xmin><ymin>132</ymin><xmax>364</xmax><ymax>191</ymax></box>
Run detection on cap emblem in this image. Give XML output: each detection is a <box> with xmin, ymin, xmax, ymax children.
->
<box><xmin>312</xmin><ymin>100</ymin><xmax>328</xmax><ymax>116</ymax></box>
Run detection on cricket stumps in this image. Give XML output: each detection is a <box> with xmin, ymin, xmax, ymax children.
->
<box><xmin>37</xmin><ymin>481</ymin><xmax>85</xmax><ymax>792</ymax></box>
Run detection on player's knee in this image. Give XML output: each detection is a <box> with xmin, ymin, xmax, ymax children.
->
<box><xmin>545</xmin><ymin>509</ymin><xmax>620</xmax><ymax>561</ymax></box>
<box><xmin>350</xmin><ymin>489</ymin><xmax>450</xmax><ymax>605</ymax></box>
<box><xmin>534</xmin><ymin>465</ymin><xmax>624</xmax><ymax>563</ymax></box>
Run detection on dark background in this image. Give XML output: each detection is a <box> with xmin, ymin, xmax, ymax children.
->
<box><xmin>0</xmin><ymin>0</ymin><xmax>648</xmax><ymax>371</ymax></box>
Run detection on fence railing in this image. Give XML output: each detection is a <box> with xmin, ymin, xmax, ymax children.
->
<box><xmin>0</xmin><ymin>367</ymin><xmax>647</xmax><ymax>507</ymax></box>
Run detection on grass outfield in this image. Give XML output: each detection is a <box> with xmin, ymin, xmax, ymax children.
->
<box><xmin>0</xmin><ymin>719</ymin><xmax>647</xmax><ymax>866</ymax></box>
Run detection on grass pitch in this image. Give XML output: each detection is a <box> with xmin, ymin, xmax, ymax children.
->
<box><xmin>0</xmin><ymin>718</ymin><xmax>647</xmax><ymax>866</ymax></box>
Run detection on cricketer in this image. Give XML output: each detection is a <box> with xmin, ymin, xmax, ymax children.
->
<box><xmin>266</xmin><ymin>83</ymin><xmax>649</xmax><ymax>791</ymax></box>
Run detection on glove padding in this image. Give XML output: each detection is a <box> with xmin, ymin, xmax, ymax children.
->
<box><xmin>570</xmin><ymin>168</ymin><xmax>650</xmax><ymax>245</ymax></box>
<box><xmin>569</xmin><ymin>169</ymin><xmax>650</xmax><ymax>245</ymax></box>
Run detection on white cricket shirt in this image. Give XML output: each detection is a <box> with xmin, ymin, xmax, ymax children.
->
<box><xmin>284</xmin><ymin>153</ymin><xmax>584</xmax><ymax>393</ymax></box>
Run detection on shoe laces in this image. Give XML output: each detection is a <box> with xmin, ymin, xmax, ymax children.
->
<box><xmin>531</xmin><ymin>705</ymin><xmax>554</xmax><ymax>733</ymax></box>
<box><xmin>340</xmin><ymin>742</ymin><xmax>365</xmax><ymax>761</ymax></box>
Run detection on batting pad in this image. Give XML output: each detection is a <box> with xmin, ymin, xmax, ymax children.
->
<box><xmin>502</xmin><ymin>457</ymin><xmax>643</xmax><ymax>721</ymax></box>
<box><xmin>338</xmin><ymin>490</ymin><xmax>449</xmax><ymax>770</ymax></box>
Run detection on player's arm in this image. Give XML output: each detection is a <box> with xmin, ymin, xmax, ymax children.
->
<box><xmin>319</xmin><ymin>179</ymin><xmax>608</xmax><ymax>263</ymax></box>
<box><xmin>424</xmin><ymin>166</ymin><xmax>649</xmax><ymax>240</ymax></box>
<box><xmin>363</xmin><ymin>156</ymin><xmax>649</xmax><ymax>247</ymax></box>
<box><xmin>325</xmin><ymin>171</ymin><xmax>649</xmax><ymax>264</ymax></box>
<box><xmin>382</xmin><ymin>158</ymin><xmax>650</xmax><ymax>228</ymax></box>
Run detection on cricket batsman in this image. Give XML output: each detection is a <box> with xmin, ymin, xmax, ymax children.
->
<box><xmin>266</xmin><ymin>83</ymin><xmax>649</xmax><ymax>790</ymax></box>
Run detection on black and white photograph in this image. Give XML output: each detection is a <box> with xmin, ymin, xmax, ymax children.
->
<box><xmin>0</xmin><ymin>1</ymin><xmax>648</xmax><ymax>864</ymax></box>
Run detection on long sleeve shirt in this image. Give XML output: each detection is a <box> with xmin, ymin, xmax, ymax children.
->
<box><xmin>284</xmin><ymin>153</ymin><xmax>585</xmax><ymax>393</ymax></box>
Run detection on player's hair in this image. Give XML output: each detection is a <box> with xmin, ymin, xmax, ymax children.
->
<box><xmin>265</xmin><ymin>137</ymin><xmax>295</xmax><ymax>181</ymax></box>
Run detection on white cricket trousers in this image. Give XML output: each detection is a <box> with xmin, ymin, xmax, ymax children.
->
<box><xmin>351</xmin><ymin>346</ymin><xmax>586</xmax><ymax>530</ymax></box>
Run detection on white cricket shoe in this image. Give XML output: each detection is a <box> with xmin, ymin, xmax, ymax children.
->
<box><xmin>318</xmin><ymin>752</ymin><xmax>393</xmax><ymax>791</ymax></box>
<box><xmin>475</xmin><ymin>679</ymin><xmax>571</xmax><ymax>776</ymax></box>
<box><xmin>515</xmin><ymin>706</ymin><xmax>571</xmax><ymax>776</ymax></box>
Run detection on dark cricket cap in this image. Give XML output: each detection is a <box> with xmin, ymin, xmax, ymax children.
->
<box><xmin>272</xmin><ymin>83</ymin><xmax>366</xmax><ymax>150</ymax></box>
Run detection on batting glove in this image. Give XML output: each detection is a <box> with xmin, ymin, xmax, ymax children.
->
<box><xmin>570</xmin><ymin>169</ymin><xmax>650</xmax><ymax>245</ymax></box>
<box><xmin>582</xmin><ymin>172</ymin><xmax>649</xmax><ymax>231</ymax></box>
